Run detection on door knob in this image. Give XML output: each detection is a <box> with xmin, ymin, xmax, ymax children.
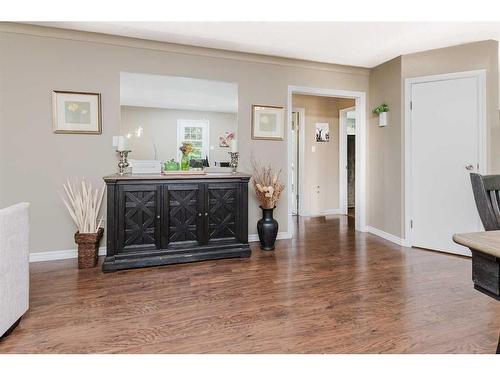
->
<box><xmin>465</xmin><ymin>164</ymin><xmax>474</xmax><ymax>171</ymax></box>
<box><xmin>198</xmin><ymin>213</ymin><xmax>202</xmax><ymax>217</ymax></box>
<box><xmin>205</xmin><ymin>212</ymin><xmax>208</xmax><ymax>216</ymax></box>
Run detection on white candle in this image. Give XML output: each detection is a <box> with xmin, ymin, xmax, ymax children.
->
<box><xmin>117</xmin><ymin>136</ymin><xmax>128</xmax><ymax>151</ymax></box>
<box><xmin>230</xmin><ymin>139</ymin><xmax>238</xmax><ymax>153</ymax></box>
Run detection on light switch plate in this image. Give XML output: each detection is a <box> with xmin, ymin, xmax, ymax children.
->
<box><xmin>311</xmin><ymin>146</ymin><xmax>316</xmax><ymax>153</ymax></box>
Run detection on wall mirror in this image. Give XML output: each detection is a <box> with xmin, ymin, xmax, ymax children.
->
<box><xmin>120</xmin><ymin>72</ymin><xmax>238</xmax><ymax>167</ymax></box>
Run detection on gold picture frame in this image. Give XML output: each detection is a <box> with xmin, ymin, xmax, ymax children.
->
<box><xmin>52</xmin><ymin>90</ymin><xmax>102</xmax><ymax>134</ymax></box>
<box><xmin>251</xmin><ymin>104</ymin><xmax>285</xmax><ymax>141</ymax></box>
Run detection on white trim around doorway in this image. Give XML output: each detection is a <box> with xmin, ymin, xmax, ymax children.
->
<box><xmin>339</xmin><ymin>106</ymin><xmax>356</xmax><ymax>215</ymax></box>
<box><xmin>292</xmin><ymin>107</ymin><xmax>306</xmax><ymax>216</ymax></box>
<box><xmin>287</xmin><ymin>86</ymin><xmax>367</xmax><ymax>236</ymax></box>
<box><xmin>403</xmin><ymin>69</ymin><xmax>487</xmax><ymax>247</ymax></box>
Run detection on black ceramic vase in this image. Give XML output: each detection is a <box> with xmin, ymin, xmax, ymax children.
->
<box><xmin>257</xmin><ymin>206</ymin><xmax>279</xmax><ymax>251</ymax></box>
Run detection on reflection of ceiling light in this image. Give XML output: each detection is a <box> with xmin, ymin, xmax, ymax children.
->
<box><xmin>126</xmin><ymin>126</ymin><xmax>144</xmax><ymax>139</ymax></box>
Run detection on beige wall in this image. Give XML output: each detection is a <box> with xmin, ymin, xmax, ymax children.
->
<box><xmin>120</xmin><ymin>106</ymin><xmax>237</xmax><ymax>163</ymax></box>
<box><xmin>292</xmin><ymin>94</ymin><xmax>354</xmax><ymax>215</ymax></box>
<box><xmin>368</xmin><ymin>57</ymin><xmax>404</xmax><ymax>237</ymax></box>
<box><xmin>2</xmin><ymin>23</ymin><xmax>495</xmax><ymax>254</ymax></box>
<box><xmin>367</xmin><ymin>41</ymin><xmax>499</xmax><ymax>239</ymax></box>
<box><xmin>0</xmin><ymin>23</ymin><xmax>369</xmax><ymax>253</ymax></box>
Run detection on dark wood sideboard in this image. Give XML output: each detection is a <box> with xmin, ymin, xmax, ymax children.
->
<box><xmin>102</xmin><ymin>173</ymin><xmax>251</xmax><ymax>272</ymax></box>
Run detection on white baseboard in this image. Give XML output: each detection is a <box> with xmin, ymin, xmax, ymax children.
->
<box><xmin>365</xmin><ymin>226</ymin><xmax>405</xmax><ymax>246</ymax></box>
<box><xmin>30</xmin><ymin>233</ymin><xmax>293</xmax><ymax>262</ymax></box>
<box><xmin>29</xmin><ymin>247</ymin><xmax>107</xmax><ymax>263</ymax></box>
<box><xmin>319</xmin><ymin>208</ymin><xmax>344</xmax><ymax>215</ymax></box>
<box><xmin>300</xmin><ymin>208</ymin><xmax>345</xmax><ymax>217</ymax></box>
<box><xmin>248</xmin><ymin>231</ymin><xmax>292</xmax><ymax>242</ymax></box>
<box><xmin>29</xmin><ymin>227</ymin><xmax>404</xmax><ymax>261</ymax></box>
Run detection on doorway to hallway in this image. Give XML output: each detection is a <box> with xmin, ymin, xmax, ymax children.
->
<box><xmin>288</xmin><ymin>87</ymin><xmax>366</xmax><ymax>236</ymax></box>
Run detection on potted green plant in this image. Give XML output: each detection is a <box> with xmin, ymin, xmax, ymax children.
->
<box><xmin>373</xmin><ymin>103</ymin><xmax>389</xmax><ymax>127</ymax></box>
<box><xmin>61</xmin><ymin>179</ymin><xmax>105</xmax><ymax>269</ymax></box>
<box><xmin>164</xmin><ymin>159</ymin><xmax>180</xmax><ymax>171</ymax></box>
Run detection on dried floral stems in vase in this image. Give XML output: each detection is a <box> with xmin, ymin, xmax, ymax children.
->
<box><xmin>251</xmin><ymin>159</ymin><xmax>285</xmax><ymax>209</ymax></box>
<box><xmin>61</xmin><ymin>178</ymin><xmax>105</xmax><ymax>233</ymax></box>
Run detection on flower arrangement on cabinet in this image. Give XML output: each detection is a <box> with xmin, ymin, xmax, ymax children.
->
<box><xmin>179</xmin><ymin>142</ymin><xmax>193</xmax><ymax>171</ymax></box>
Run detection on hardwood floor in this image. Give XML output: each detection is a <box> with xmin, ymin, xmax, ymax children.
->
<box><xmin>1</xmin><ymin>215</ymin><xmax>499</xmax><ymax>353</ymax></box>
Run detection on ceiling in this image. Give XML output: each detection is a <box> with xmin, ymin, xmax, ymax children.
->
<box><xmin>31</xmin><ymin>22</ymin><xmax>500</xmax><ymax>68</ymax></box>
<box><xmin>120</xmin><ymin>72</ymin><xmax>238</xmax><ymax>113</ymax></box>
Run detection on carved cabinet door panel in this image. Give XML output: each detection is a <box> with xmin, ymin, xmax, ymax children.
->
<box><xmin>162</xmin><ymin>183</ymin><xmax>204</xmax><ymax>247</ymax></box>
<box><xmin>117</xmin><ymin>184</ymin><xmax>161</xmax><ymax>253</ymax></box>
<box><xmin>206</xmin><ymin>182</ymin><xmax>240</xmax><ymax>243</ymax></box>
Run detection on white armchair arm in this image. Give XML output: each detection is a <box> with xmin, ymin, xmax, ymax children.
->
<box><xmin>0</xmin><ymin>202</ymin><xmax>30</xmax><ymax>337</ymax></box>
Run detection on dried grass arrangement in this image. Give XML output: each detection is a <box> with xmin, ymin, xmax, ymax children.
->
<box><xmin>61</xmin><ymin>178</ymin><xmax>105</xmax><ymax>233</ymax></box>
<box><xmin>251</xmin><ymin>159</ymin><xmax>285</xmax><ymax>209</ymax></box>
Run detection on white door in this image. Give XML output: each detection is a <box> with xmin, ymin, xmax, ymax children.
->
<box><xmin>409</xmin><ymin>74</ymin><xmax>483</xmax><ymax>256</ymax></box>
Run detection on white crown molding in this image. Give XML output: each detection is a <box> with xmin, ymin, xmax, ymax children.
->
<box><xmin>0</xmin><ymin>22</ymin><xmax>370</xmax><ymax>76</ymax></box>
<box><xmin>29</xmin><ymin>247</ymin><xmax>107</xmax><ymax>263</ymax></box>
<box><xmin>365</xmin><ymin>225</ymin><xmax>405</xmax><ymax>246</ymax></box>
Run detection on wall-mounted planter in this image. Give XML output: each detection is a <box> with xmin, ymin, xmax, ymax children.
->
<box><xmin>373</xmin><ymin>103</ymin><xmax>389</xmax><ymax>127</ymax></box>
<box><xmin>379</xmin><ymin>112</ymin><xmax>387</xmax><ymax>127</ymax></box>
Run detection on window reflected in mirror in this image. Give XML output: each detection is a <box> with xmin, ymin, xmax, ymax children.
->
<box><xmin>119</xmin><ymin>72</ymin><xmax>238</xmax><ymax>167</ymax></box>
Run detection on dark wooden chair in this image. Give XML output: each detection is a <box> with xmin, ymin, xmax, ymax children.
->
<box><xmin>468</xmin><ymin>173</ymin><xmax>500</xmax><ymax>353</ymax></box>
<box><xmin>470</xmin><ymin>173</ymin><xmax>500</xmax><ymax>231</ymax></box>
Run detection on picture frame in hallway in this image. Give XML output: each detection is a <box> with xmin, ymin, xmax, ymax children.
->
<box><xmin>52</xmin><ymin>91</ymin><xmax>102</xmax><ymax>134</ymax></box>
<box><xmin>252</xmin><ymin>104</ymin><xmax>284</xmax><ymax>140</ymax></box>
<box><xmin>315</xmin><ymin>122</ymin><xmax>330</xmax><ymax>142</ymax></box>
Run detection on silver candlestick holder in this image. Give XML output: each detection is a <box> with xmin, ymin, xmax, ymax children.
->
<box><xmin>116</xmin><ymin>150</ymin><xmax>131</xmax><ymax>175</ymax></box>
<box><xmin>228</xmin><ymin>152</ymin><xmax>239</xmax><ymax>173</ymax></box>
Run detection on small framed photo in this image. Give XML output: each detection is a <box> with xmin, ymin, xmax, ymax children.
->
<box><xmin>252</xmin><ymin>104</ymin><xmax>284</xmax><ymax>141</ymax></box>
<box><xmin>219</xmin><ymin>131</ymin><xmax>234</xmax><ymax>147</ymax></box>
<box><xmin>315</xmin><ymin>122</ymin><xmax>330</xmax><ymax>142</ymax></box>
<box><xmin>52</xmin><ymin>91</ymin><xmax>102</xmax><ymax>134</ymax></box>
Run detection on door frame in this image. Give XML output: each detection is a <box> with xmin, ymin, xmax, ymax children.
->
<box><xmin>339</xmin><ymin>106</ymin><xmax>356</xmax><ymax>215</ymax></box>
<box><xmin>403</xmin><ymin>69</ymin><xmax>487</xmax><ymax>247</ymax></box>
<box><xmin>291</xmin><ymin>107</ymin><xmax>306</xmax><ymax>216</ymax></box>
<box><xmin>287</xmin><ymin>86</ymin><xmax>367</xmax><ymax>235</ymax></box>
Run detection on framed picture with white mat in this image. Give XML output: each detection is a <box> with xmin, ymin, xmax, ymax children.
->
<box><xmin>251</xmin><ymin>104</ymin><xmax>284</xmax><ymax>141</ymax></box>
